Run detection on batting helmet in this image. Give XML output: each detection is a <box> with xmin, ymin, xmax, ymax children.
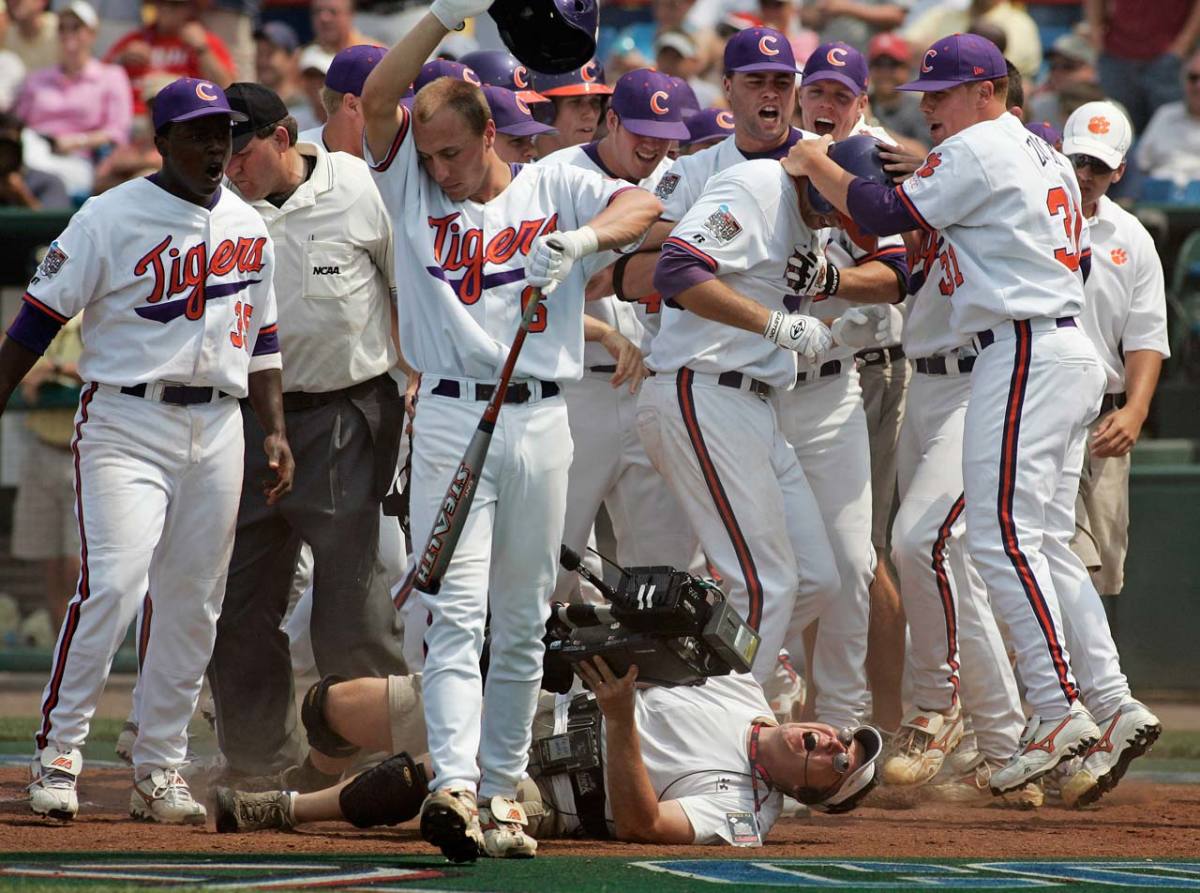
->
<box><xmin>807</xmin><ymin>134</ymin><xmax>889</xmax><ymax>215</ymax></box>
<box><xmin>528</xmin><ymin>58</ymin><xmax>612</xmax><ymax>97</ymax></box>
<box><xmin>458</xmin><ymin>50</ymin><xmax>546</xmax><ymax>103</ymax></box>
<box><xmin>489</xmin><ymin>0</ymin><xmax>598</xmax><ymax>76</ymax></box>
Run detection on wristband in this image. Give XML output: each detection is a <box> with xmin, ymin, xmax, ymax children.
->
<box><xmin>823</xmin><ymin>264</ymin><xmax>840</xmax><ymax>296</ymax></box>
<box><xmin>612</xmin><ymin>253</ymin><xmax>634</xmax><ymax>302</ymax></box>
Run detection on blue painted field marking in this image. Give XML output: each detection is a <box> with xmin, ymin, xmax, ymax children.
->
<box><xmin>973</xmin><ymin>863</ymin><xmax>1200</xmax><ymax>889</ymax></box>
<box><xmin>634</xmin><ymin>860</ymin><xmax>1054</xmax><ymax>887</ymax></box>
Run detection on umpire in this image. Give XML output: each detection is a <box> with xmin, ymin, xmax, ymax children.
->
<box><xmin>209</xmin><ymin>81</ymin><xmax>407</xmax><ymax>779</ymax></box>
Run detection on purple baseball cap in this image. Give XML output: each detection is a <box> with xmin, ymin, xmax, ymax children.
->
<box><xmin>414</xmin><ymin>58</ymin><xmax>482</xmax><ymax>93</ymax></box>
<box><xmin>1026</xmin><ymin>119</ymin><xmax>1062</xmax><ymax>148</ymax></box>
<box><xmin>802</xmin><ymin>41</ymin><xmax>868</xmax><ymax>95</ymax></box>
<box><xmin>152</xmin><ymin>77</ymin><xmax>246</xmax><ymax>131</ymax></box>
<box><xmin>610</xmin><ymin>68</ymin><xmax>691</xmax><ymax>140</ymax></box>
<box><xmin>723</xmin><ymin>26</ymin><xmax>797</xmax><ymax>74</ymax></box>
<box><xmin>899</xmin><ymin>33</ymin><xmax>1007</xmax><ymax>92</ymax></box>
<box><xmin>667</xmin><ymin>76</ymin><xmax>701</xmax><ymax>119</ymax></box>
<box><xmin>684</xmin><ymin>107</ymin><xmax>736</xmax><ymax>146</ymax></box>
<box><xmin>325</xmin><ymin>44</ymin><xmax>386</xmax><ymax>96</ymax></box>
<box><xmin>482</xmin><ymin>84</ymin><xmax>556</xmax><ymax>136</ymax></box>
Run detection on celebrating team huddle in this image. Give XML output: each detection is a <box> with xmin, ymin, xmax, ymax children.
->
<box><xmin>0</xmin><ymin>0</ymin><xmax>1170</xmax><ymax>865</ymax></box>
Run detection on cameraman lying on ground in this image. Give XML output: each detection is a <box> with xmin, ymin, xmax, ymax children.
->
<box><xmin>212</xmin><ymin>658</ymin><xmax>883</xmax><ymax>846</ymax></box>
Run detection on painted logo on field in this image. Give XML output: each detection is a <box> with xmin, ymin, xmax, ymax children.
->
<box><xmin>636</xmin><ymin>860</ymin><xmax>1200</xmax><ymax>888</ymax></box>
<box><xmin>0</xmin><ymin>860</ymin><xmax>445</xmax><ymax>889</ymax></box>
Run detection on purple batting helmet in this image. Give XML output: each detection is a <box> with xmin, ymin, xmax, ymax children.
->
<box><xmin>807</xmin><ymin>134</ymin><xmax>890</xmax><ymax>214</ymax></box>
<box><xmin>459</xmin><ymin>49</ymin><xmax>547</xmax><ymax>103</ymax></box>
<box><xmin>490</xmin><ymin>0</ymin><xmax>599</xmax><ymax>75</ymax></box>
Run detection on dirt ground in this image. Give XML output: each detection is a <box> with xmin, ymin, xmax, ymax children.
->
<box><xmin>0</xmin><ymin>765</ymin><xmax>1196</xmax><ymax>860</ymax></box>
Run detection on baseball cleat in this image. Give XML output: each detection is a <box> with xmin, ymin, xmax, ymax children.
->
<box><xmin>420</xmin><ymin>787</ymin><xmax>484</xmax><ymax>863</ymax></box>
<box><xmin>881</xmin><ymin>705</ymin><xmax>964</xmax><ymax>787</ymax></box>
<box><xmin>1059</xmin><ymin>700</ymin><xmax>1162</xmax><ymax>808</ymax></box>
<box><xmin>114</xmin><ymin>721</ymin><xmax>137</xmax><ymax>765</ymax></box>
<box><xmin>925</xmin><ymin>755</ymin><xmax>1044</xmax><ymax>809</ymax></box>
<box><xmin>213</xmin><ymin>786</ymin><xmax>296</xmax><ymax>833</ymax></box>
<box><xmin>28</xmin><ymin>746</ymin><xmax>82</xmax><ymax>821</ymax></box>
<box><xmin>989</xmin><ymin>702</ymin><xmax>1099</xmax><ymax>795</ymax></box>
<box><xmin>479</xmin><ymin>796</ymin><xmax>537</xmax><ymax>858</ymax></box>
<box><xmin>130</xmin><ymin>768</ymin><xmax>207</xmax><ymax>824</ymax></box>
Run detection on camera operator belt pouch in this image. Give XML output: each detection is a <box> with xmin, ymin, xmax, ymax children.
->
<box><xmin>530</xmin><ymin>693</ymin><xmax>610</xmax><ymax>839</ymax></box>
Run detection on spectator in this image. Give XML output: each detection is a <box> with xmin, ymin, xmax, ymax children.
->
<box><xmin>4</xmin><ymin>0</ymin><xmax>56</xmax><ymax>71</ymax></box>
<box><xmin>865</xmin><ymin>32</ymin><xmax>927</xmax><ymax>148</ymax></box>
<box><xmin>757</xmin><ymin>0</ymin><xmax>818</xmax><ymax>64</ymax></box>
<box><xmin>15</xmin><ymin>1</ymin><xmax>133</xmax><ymax>160</ymax></box>
<box><xmin>11</xmin><ymin>318</ymin><xmax>83</xmax><ymax>633</ymax></box>
<box><xmin>1028</xmin><ymin>28</ymin><xmax>1098</xmax><ymax>131</ymax></box>
<box><xmin>88</xmin><ymin>0</ymin><xmax>140</xmax><ymax>58</ymax></box>
<box><xmin>302</xmin><ymin>0</ymin><xmax>376</xmax><ymax>74</ymax></box>
<box><xmin>298</xmin><ymin>44</ymin><xmax>330</xmax><ymax>125</ymax></box>
<box><xmin>799</xmin><ymin>0</ymin><xmax>910</xmax><ymax>53</ymax></box>
<box><xmin>0</xmin><ymin>112</ymin><xmax>71</xmax><ymax>208</ymax></box>
<box><xmin>105</xmin><ymin>0</ymin><xmax>236</xmax><ymax>114</ymax></box>
<box><xmin>254</xmin><ymin>21</ymin><xmax>318</xmax><ymax>132</ymax></box>
<box><xmin>654</xmin><ymin>30</ymin><xmax>719</xmax><ymax>106</ymax></box>
<box><xmin>0</xmin><ymin>1</ymin><xmax>27</xmax><ymax>111</ymax></box>
<box><xmin>1136</xmin><ymin>48</ymin><xmax>1200</xmax><ymax>185</ymax></box>
<box><xmin>200</xmin><ymin>0</ymin><xmax>255</xmax><ymax>82</ymax></box>
<box><xmin>1024</xmin><ymin>1</ymin><xmax>1083</xmax><ymax>40</ymax></box>
<box><xmin>904</xmin><ymin>0</ymin><xmax>1042</xmax><ymax>80</ymax></box>
<box><xmin>92</xmin><ymin>71</ymin><xmax>168</xmax><ymax>192</ymax></box>
<box><xmin>1084</xmin><ymin>0</ymin><xmax>1200</xmax><ymax>133</ymax></box>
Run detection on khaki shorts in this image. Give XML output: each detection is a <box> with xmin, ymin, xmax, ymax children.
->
<box><xmin>11</xmin><ymin>437</ymin><xmax>79</xmax><ymax>561</ymax></box>
<box><xmin>858</xmin><ymin>356</ymin><xmax>910</xmax><ymax>550</ymax></box>
<box><xmin>1070</xmin><ymin>419</ymin><xmax>1131</xmax><ymax>596</ymax></box>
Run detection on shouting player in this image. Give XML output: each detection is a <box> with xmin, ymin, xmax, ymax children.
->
<box><xmin>360</xmin><ymin>3</ymin><xmax>660</xmax><ymax>862</ymax></box>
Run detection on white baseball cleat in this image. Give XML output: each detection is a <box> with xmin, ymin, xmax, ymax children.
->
<box><xmin>881</xmin><ymin>705</ymin><xmax>965</xmax><ymax>787</ymax></box>
<box><xmin>420</xmin><ymin>787</ymin><xmax>484</xmax><ymax>863</ymax></box>
<box><xmin>1059</xmin><ymin>700</ymin><xmax>1162</xmax><ymax>808</ymax></box>
<box><xmin>29</xmin><ymin>746</ymin><xmax>82</xmax><ymax>820</ymax></box>
<box><xmin>479</xmin><ymin>796</ymin><xmax>537</xmax><ymax>858</ymax></box>
<box><xmin>114</xmin><ymin>721</ymin><xmax>137</xmax><ymax>765</ymax></box>
<box><xmin>925</xmin><ymin>753</ymin><xmax>1044</xmax><ymax>809</ymax></box>
<box><xmin>130</xmin><ymin>768</ymin><xmax>207</xmax><ymax>824</ymax></box>
<box><xmin>989</xmin><ymin>701</ymin><xmax>1099</xmax><ymax>795</ymax></box>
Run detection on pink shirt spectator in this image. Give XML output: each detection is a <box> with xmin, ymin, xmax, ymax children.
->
<box><xmin>15</xmin><ymin>58</ymin><xmax>133</xmax><ymax>149</ymax></box>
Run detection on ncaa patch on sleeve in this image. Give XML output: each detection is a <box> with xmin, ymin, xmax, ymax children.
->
<box><xmin>654</xmin><ymin>172</ymin><xmax>680</xmax><ymax>199</ymax></box>
<box><xmin>36</xmin><ymin>242</ymin><xmax>69</xmax><ymax>280</ymax></box>
<box><xmin>702</xmin><ymin>205</ymin><xmax>742</xmax><ymax>244</ymax></box>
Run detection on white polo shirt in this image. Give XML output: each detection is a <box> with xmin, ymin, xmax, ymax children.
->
<box><xmin>1078</xmin><ymin>194</ymin><xmax>1170</xmax><ymax>394</ymax></box>
<box><xmin>234</xmin><ymin>141</ymin><xmax>397</xmax><ymax>394</ymax></box>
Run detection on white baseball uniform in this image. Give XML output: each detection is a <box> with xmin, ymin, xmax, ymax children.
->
<box><xmin>891</xmin><ymin>227</ymin><xmax>1024</xmax><ymax>762</ymax></box>
<box><xmin>21</xmin><ymin>175</ymin><xmax>279</xmax><ymax>775</ymax></box>
<box><xmin>367</xmin><ymin>106</ymin><xmax>638</xmax><ymax>800</ymax></box>
<box><xmin>1071</xmin><ymin>196</ymin><xmax>1169</xmax><ymax>595</ymax></box>
<box><xmin>896</xmin><ymin>113</ymin><xmax>1129</xmax><ymax>720</ymax></box>
<box><xmin>640</xmin><ymin>158</ymin><xmax>840</xmax><ymax>685</ymax></box>
<box><xmin>538</xmin><ymin>143</ymin><xmax>698</xmax><ymax>602</ymax></box>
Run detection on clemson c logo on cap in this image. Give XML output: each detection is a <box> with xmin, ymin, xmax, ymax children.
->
<box><xmin>759</xmin><ymin>35</ymin><xmax>780</xmax><ymax>57</ymax></box>
<box><xmin>195</xmin><ymin>81</ymin><xmax>218</xmax><ymax>101</ymax></box>
<box><xmin>649</xmin><ymin>90</ymin><xmax>670</xmax><ymax>115</ymax></box>
<box><xmin>582</xmin><ymin>61</ymin><xmax>598</xmax><ymax>82</ymax></box>
<box><xmin>1088</xmin><ymin>115</ymin><xmax>1111</xmax><ymax>134</ymax></box>
<box><xmin>516</xmin><ymin>95</ymin><xmax>531</xmax><ymax>115</ymax></box>
<box><xmin>513</xmin><ymin>65</ymin><xmax>529</xmax><ymax>89</ymax></box>
<box><xmin>921</xmin><ymin>49</ymin><xmax>937</xmax><ymax>73</ymax></box>
<box><xmin>826</xmin><ymin>47</ymin><xmax>848</xmax><ymax>67</ymax></box>
<box><xmin>465</xmin><ymin>69</ymin><xmax>481</xmax><ymax>86</ymax></box>
<box><xmin>717</xmin><ymin>110</ymin><xmax>735</xmax><ymax>129</ymax></box>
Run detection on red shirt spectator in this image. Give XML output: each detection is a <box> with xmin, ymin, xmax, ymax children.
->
<box><xmin>1093</xmin><ymin>0</ymin><xmax>1198</xmax><ymax>61</ymax></box>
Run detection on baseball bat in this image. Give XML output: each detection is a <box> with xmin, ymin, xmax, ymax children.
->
<box><xmin>411</xmin><ymin>287</ymin><xmax>546</xmax><ymax>595</ymax></box>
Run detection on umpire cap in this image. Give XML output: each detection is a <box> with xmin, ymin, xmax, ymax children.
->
<box><xmin>806</xmin><ymin>134</ymin><xmax>890</xmax><ymax>215</ymax></box>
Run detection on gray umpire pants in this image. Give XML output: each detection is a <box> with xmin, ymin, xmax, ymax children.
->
<box><xmin>209</xmin><ymin>374</ymin><xmax>407</xmax><ymax>775</ymax></box>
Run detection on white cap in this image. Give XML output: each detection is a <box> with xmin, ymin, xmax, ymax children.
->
<box><xmin>1062</xmin><ymin>100</ymin><xmax>1132</xmax><ymax>169</ymax></box>
<box><xmin>298</xmin><ymin>44</ymin><xmax>334</xmax><ymax>75</ymax></box>
<box><xmin>59</xmin><ymin>0</ymin><xmax>99</xmax><ymax>29</ymax></box>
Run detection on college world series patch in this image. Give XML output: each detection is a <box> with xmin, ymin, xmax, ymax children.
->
<box><xmin>654</xmin><ymin>173</ymin><xmax>680</xmax><ymax>199</ymax></box>
<box><xmin>36</xmin><ymin>242</ymin><xmax>68</xmax><ymax>280</ymax></box>
<box><xmin>702</xmin><ymin>205</ymin><xmax>742</xmax><ymax>244</ymax></box>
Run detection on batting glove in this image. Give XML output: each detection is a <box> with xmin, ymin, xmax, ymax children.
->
<box><xmin>830</xmin><ymin>304</ymin><xmax>904</xmax><ymax>350</ymax></box>
<box><xmin>524</xmin><ymin>226</ymin><xmax>599</xmax><ymax>295</ymax></box>
<box><xmin>430</xmin><ymin>0</ymin><xmax>494</xmax><ymax>30</ymax></box>
<box><xmin>763</xmin><ymin>311</ymin><xmax>834</xmax><ymax>362</ymax></box>
<box><xmin>785</xmin><ymin>248</ymin><xmax>839</xmax><ymax>296</ymax></box>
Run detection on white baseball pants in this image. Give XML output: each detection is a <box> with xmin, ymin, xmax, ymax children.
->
<box><xmin>772</xmin><ymin>369</ymin><xmax>875</xmax><ymax>729</ymax></box>
<box><xmin>892</xmin><ymin>369</ymin><xmax>1023</xmax><ymax>760</ymax></box>
<box><xmin>554</xmin><ymin>372</ymin><xmax>698</xmax><ymax>602</ymax></box>
<box><xmin>637</xmin><ymin>370</ymin><xmax>839</xmax><ymax>684</ymax></box>
<box><xmin>409</xmin><ymin>382</ymin><xmax>570</xmax><ymax>799</ymax></box>
<box><xmin>35</xmin><ymin>384</ymin><xmax>244</xmax><ymax>775</ymax></box>
<box><xmin>963</xmin><ymin>320</ymin><xmax>1129</xmax><ymax>720</ymax></box>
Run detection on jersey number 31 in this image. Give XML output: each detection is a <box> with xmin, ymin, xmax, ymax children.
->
<box><xmin>1046</xmin><ymin>186</ymin><xmax>1084</xmax><ymax>272</ymax></box>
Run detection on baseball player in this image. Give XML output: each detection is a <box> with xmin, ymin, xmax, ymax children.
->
<box><xmin>2</xmin><ymin>78</ymin><xmax>291</xmax><ymax>822</ymax></box>
<box><xmin>483</xmin><ymin>85</ymin><xmax>557</xmax><ymax>164</ymax></box>
<box><xmin>207</xmin><ymin>81</ymin><xmax>408</xmax><ymax>782</ymax></box>
<box><xmin>782</xmin><ymin>43</ymin><xmax>909</xmax><ymax>734</ymax></box>
<box><xmin>298</xmin><ymin>44</ymin><xmax>386</xmax><ymax>155</ymax></box>
<box><xmin>681</xmin><ymin>108</ymin><xmax>737</xmax><ymax>155</ymax></box>
<box><xmin>527</xmin><ymin>60</ymin><xmax>613</xmax><ymax>157</ymax></box>
<box><xmin>360</xmin><ymin>6</ymin><xmax>661</xmax><ymax>861</ymax></box>
<box><xmin>539</xmin><ymin>68</ymin><xmax>699</xmax><ymax>604</ymax></box>
<box><xmin>787</xmin><ymin>33</ymin><xmax>1159</xmax><ymax>798</ymax></box>
<box><xmin>1057</xmin><ymin>101</ymin><xmax>1167</xmax><ymax>807</ymax></box>
<box><xmin>459</xmin><ymin>49</ymin><xmax>547</xmax><ymax>105</ymax></box>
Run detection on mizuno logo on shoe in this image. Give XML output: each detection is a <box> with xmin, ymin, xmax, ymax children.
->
<box><xmin>1024</xmin><ymin>715</ymin><xmax>1073</xmax><ymax>755</ymax></box>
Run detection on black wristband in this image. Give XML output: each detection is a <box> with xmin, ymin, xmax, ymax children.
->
<box><xmin>612</xmin><ymin>253</ymin><xmax>635</xmax><ymax>302</ymax></box>
<box><xmin>823</xmin><ymin>263</ymin><xmax>841</xmax><ymax>296</ymax></box>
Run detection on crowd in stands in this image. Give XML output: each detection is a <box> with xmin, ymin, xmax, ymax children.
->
<box><xmin>0</xmin><ymin>0</ymin><xmax>1196</xmax><ymax>209</ymax></box>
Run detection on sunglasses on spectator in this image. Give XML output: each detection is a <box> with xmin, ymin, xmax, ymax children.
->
<box><xmin>1049</xmin><ymin>58</ymin><xmax>1084</xmax><ymax>72</ymax></box>
<box><xmin>1070</xmin><ymin>154</ymin><xmax>1115</xmax><ymax>174</ymax></box>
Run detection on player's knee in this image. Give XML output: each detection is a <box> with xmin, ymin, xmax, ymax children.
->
<box><xmin>800</xmin><ymin>551</ymin><xmax>841</xmax><ymax>602</ymax></box>
<box><xmin>300</xmin><ymin>675</ymin><xmax>360</xmax><ymax>759</ymax></box>
<box><xmin>891</xmin><ymin>507</ymin><xmax>935</xmax><ymax>569</ymax></box>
